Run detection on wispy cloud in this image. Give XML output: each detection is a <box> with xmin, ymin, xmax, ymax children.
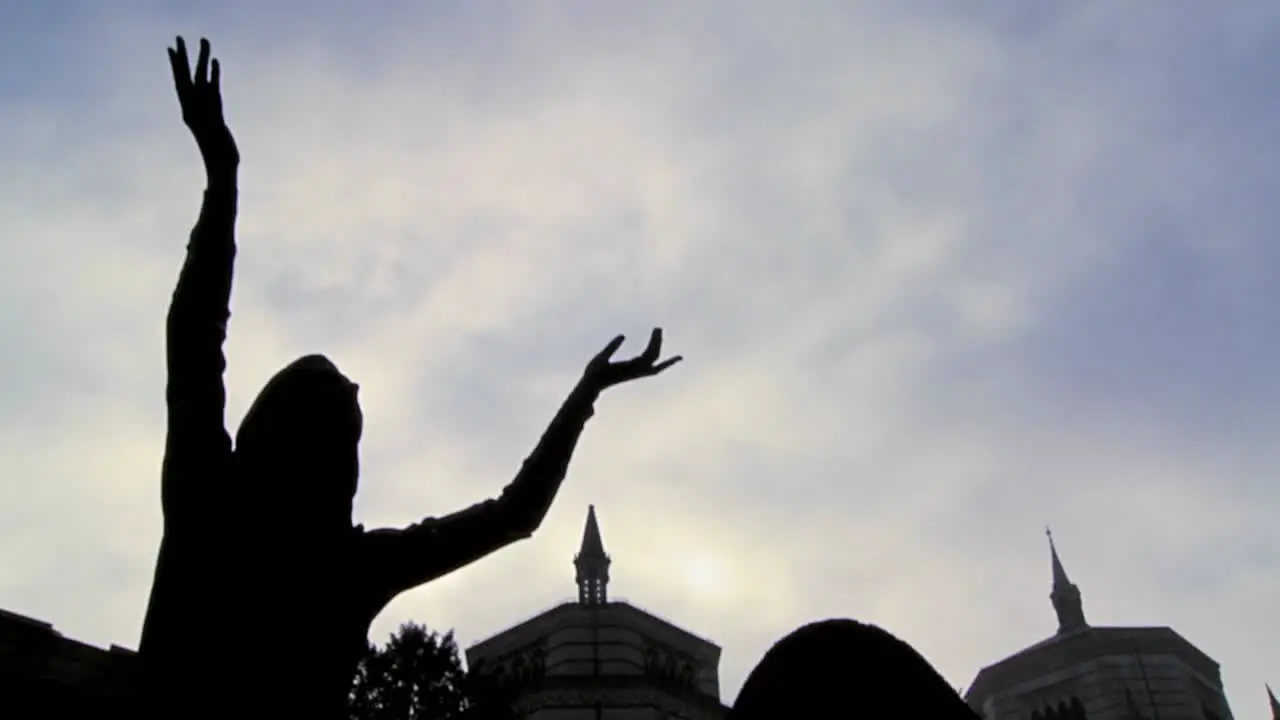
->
<box><xmin>1</xmin><ymin>0</ymin><xmax>1277</xmax><ymax>712</ymax></box>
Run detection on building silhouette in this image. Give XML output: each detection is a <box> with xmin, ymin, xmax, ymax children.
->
<box><xmin>0</xmin><ymin>607</ymin><xmax>135</xmax><ymax>719</ymax></box>
<box><xmin>3</xmin><ymin>520</ymin><xmax>1270</xmax><ymax>719</ymax></box>
<box><xmin>964</xmin><ymin>530</ymin><xmax>1236</xmax><ymax>720</ymax></box>
<box><xmin>464</xmin><ymin>505</ymin><xmax>731</xmax><ymax>719</ymax></box>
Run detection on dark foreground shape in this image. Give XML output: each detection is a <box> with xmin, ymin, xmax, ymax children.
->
<box><xmin>728</xmin><ymin>619</ymin><xmax>980</xmax><ymax>720</ymax></box>
<box><xmin>137</xmin><ymin>37</ymin><xmax>680</xmax><ymax>720</ymax></box>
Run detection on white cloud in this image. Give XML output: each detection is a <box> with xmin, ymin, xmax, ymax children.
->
<box><xmin>1</xmin><ymin>1</ymin><xmax>1277</xmax><ymax>715</ymax></box>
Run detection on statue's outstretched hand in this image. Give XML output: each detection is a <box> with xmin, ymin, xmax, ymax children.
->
<box><xmin>582</xmin><ymin>329</ymin><xmax>682</xmax><ymax>393</ymax></box>
<box><xmin>168</xmin><ymin>37</ymin><xmax>239</xmax><ymax>177</ymax></box>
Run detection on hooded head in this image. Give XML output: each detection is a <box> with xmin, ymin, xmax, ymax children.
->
<box><xmin>728</xmin><ymin>619</ymin><xmax>978</xmax><ymax>719</ymax></box>
<box><xmin>234</xmin><ymin>354</ymin><xmax>363</xmax><ymax>530</ymax></box>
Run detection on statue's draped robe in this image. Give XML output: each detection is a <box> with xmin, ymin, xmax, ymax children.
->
<box><xmin>138</xmin><ymin>181</ymin><xmax>596</xmax><ymax>719</ymax></box>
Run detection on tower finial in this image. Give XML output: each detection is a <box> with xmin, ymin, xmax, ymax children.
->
<box><xmin>1045</xmin><ymin>527</ymin><xmax>1087</xmax><ymax>634</ymax></box>
<box><xmin>574</xmin><ymin>505</ymin><xmax>611</xmax><ymax>605</ymax></box>
<box><xmin>1047</xmin><ymin>525</ymin><xmax>1071</xmax><ymax>587</ymax></box>
<box><xmin>1268</xmin><ymin>683</ymin><xmax>1279</xmax><ymax>719</ymax></box>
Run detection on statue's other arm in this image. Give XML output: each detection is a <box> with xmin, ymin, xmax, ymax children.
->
<box><xmin>161</xmin><ymin>37</ymin><xmax>240</xmax><ymax>527</ymax></box>
<box><xmin>364</xmin><ymin>381</ymin><xmax>598</xmax><ymax>597</ymax></box>
<box><xmin>362</xmin><ymin>330</ymin><xmax>681</xmax><ymax>602</ymax></box>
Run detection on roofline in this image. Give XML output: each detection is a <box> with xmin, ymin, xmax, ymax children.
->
<box><xmin>464</xmin><ymin>599</ymin><xmax>722</xmax><ymax>657</ymax></box>
<box><xmin>965</xmin><ymin>625</ymin><xmax>1223</xmax><ymax>704</ymax></box>
<box><xmin>0</xmin><ymin>607</ymin><xmax>137</xmax><ymax>656</ymax></box>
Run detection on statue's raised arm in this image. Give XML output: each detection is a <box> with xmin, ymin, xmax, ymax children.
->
<box><xmin>139</xmin><ymin>36</ymin><xmax>248</xmax><ymax>719</ymax></box>
<box><xmin>361</xmin><ymin>329</ymin><xmax>682</xmax><ymax>601</ymax></box>
<box><xmin>159</xmin><ymin>36</ymin><xmax>242</xmax><ymax>526</ymax></box>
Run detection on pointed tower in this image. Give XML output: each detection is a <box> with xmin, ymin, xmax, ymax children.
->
<box><xmin>574</xmin><ymin>505</ymin><xmax>611</xmax><ymax>605</ymax></box>
<box><xmin>1268</xmin><ymin>684</ymin><xmax>1279</xmax><ymax>720</ymax></box>
<box><xmin>1046</xmin><ymin>527</ymin><xmax>1088</xmax><ymax>634</ymax></box>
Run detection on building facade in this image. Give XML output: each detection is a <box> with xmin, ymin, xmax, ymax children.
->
<box><xmin>3</xmin><ymin>521</ymin><xmax>1271</xmax><ymax>719</ymax></box>
<box><xmin>464</xmin><ymin>506</ymin><xmax>731</xmax><ymax>720</ymax></box>
<box><xmin>0</xmin><ymin>607</ymin><xmax>135</xmax><ymax>719</ymax></box>
<box><xmin>964</xmin><ymin>531</ymin><xmax>1236</xmax><ymax>720</ymax></box>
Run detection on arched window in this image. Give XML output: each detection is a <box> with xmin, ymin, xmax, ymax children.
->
<box><xmin>1038</xmin><ymin>698</ymin><xmax>1088</xmax><ymax>720</ymax></box>
<box><xmin>644</xmin><ymin>647</ymin><xmax>660</xmax><ymax>674</ymax></box>
<box><xmin>531</xmin><ymin>648</ymin><xmax>546</xmax><ymax>681</ymax></box>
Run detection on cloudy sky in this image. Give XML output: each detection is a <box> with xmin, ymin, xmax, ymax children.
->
<box><xmin>2</xmin><ymin>0</ymin><xmax>1278</xmax><ymax>714</ymax></box>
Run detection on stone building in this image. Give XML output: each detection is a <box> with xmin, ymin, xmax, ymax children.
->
<box><xmin>0</xmin><ymin>607</ymin><xmax>135</xmax><ymax>719</ymax></box>
<box><xmin>964</xmin><ymin>531</ymin><xmax>1235</xmax><ymax>720</ymax></box>
<box><xmin>464</xmin><ymin>506</ymin><xmax>731</xmax><ymax>720</ymax></box>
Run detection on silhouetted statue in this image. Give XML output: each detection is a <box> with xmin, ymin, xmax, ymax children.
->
<box><xmin>136</xmin><ymin>37</ymin><xmax>681</xmax><ymax>720</ymax></box>
<box><xmin>727</xmin><ymin>619</ymin><xmax>980</xmax><ymax>719</ymax></box>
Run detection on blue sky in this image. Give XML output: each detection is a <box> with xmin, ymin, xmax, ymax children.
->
<box><xmin>1</xmin><ymin>0</ymin><xmax>1277</xmax><ymax>714</ymax></box>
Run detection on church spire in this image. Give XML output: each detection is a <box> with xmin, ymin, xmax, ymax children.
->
<box><xmin>1268</xmin><ymin>684</ymin><xmax>1279</xmax><ymax>720</ymax></box>
<box><xmin>1046</xmin><ymin>527</ymin><xmax>1087</xmax><ymax>634</ymax></box>
<box><xmin>574</xmin><ymin>505</ymin><xmax>611</xmax><ymax>605</ymax></box>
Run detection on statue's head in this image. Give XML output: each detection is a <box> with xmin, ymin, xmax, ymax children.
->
<box><xmin>234</xmin><ymin>354</ymin><xmax>363</xmax><ymax>531</ymax></box>
<box><xmin>728</xmin><ymin>619</ymin><xmax>978</xmax><ymax>720</ymax></box>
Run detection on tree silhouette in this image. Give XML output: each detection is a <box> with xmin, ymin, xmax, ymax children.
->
<box><xmin>348</xmin><ymin>622</ymin><xmax>517</xmax><ymax>720</ymax></box>
<box><xmin>348</xmin><ymin>641</ymin><xmax>383</xmax><ymax>720</ymax></box>
<box><xmin>349</xmin><ymin>623</ymin><xmax>467</xmax><ymax>720</ymax></box>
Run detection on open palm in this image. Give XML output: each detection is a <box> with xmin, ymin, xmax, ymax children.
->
<box><xmin>583</xmin><ymin>329</ymin><xmax>682</xmax><ymax>391</ymax></box>
<box><xmin>168</xmin><ymin>37</ymin><xmax>239</xmax><ymax>175</ymax></box>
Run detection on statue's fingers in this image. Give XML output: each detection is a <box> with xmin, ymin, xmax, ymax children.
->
<box><xmin>211</xmin><ymin>58</ymin><xmax>221</xmax><ymax>91</ymax></box>
<box><xmin>195</xmin><ymin>38</ymin><xmax>211</xmax><ymax>85</ymax></box>
<box><xmin>168</xmin><ymin>45</ymin><xmax>192</xmax><ymax>95</ymax></box>
<box><xmin>649</xmin><ymin>356</ymin><xmax>683</xmax><ymax>375</ymax></box>
<box><xmin>592</xmin><ymin>335</ymin><xmax>626</xmax><ymax>365</ymax></box>
<box><xmin>167</xmin><ymin>47</ymin><xmax>181</xmax><ymax>83</ymax></box>
<box><xmin>640</xmin><ymin>328</ymin><xmax>662</xmax><ymax>363</ymax></box>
